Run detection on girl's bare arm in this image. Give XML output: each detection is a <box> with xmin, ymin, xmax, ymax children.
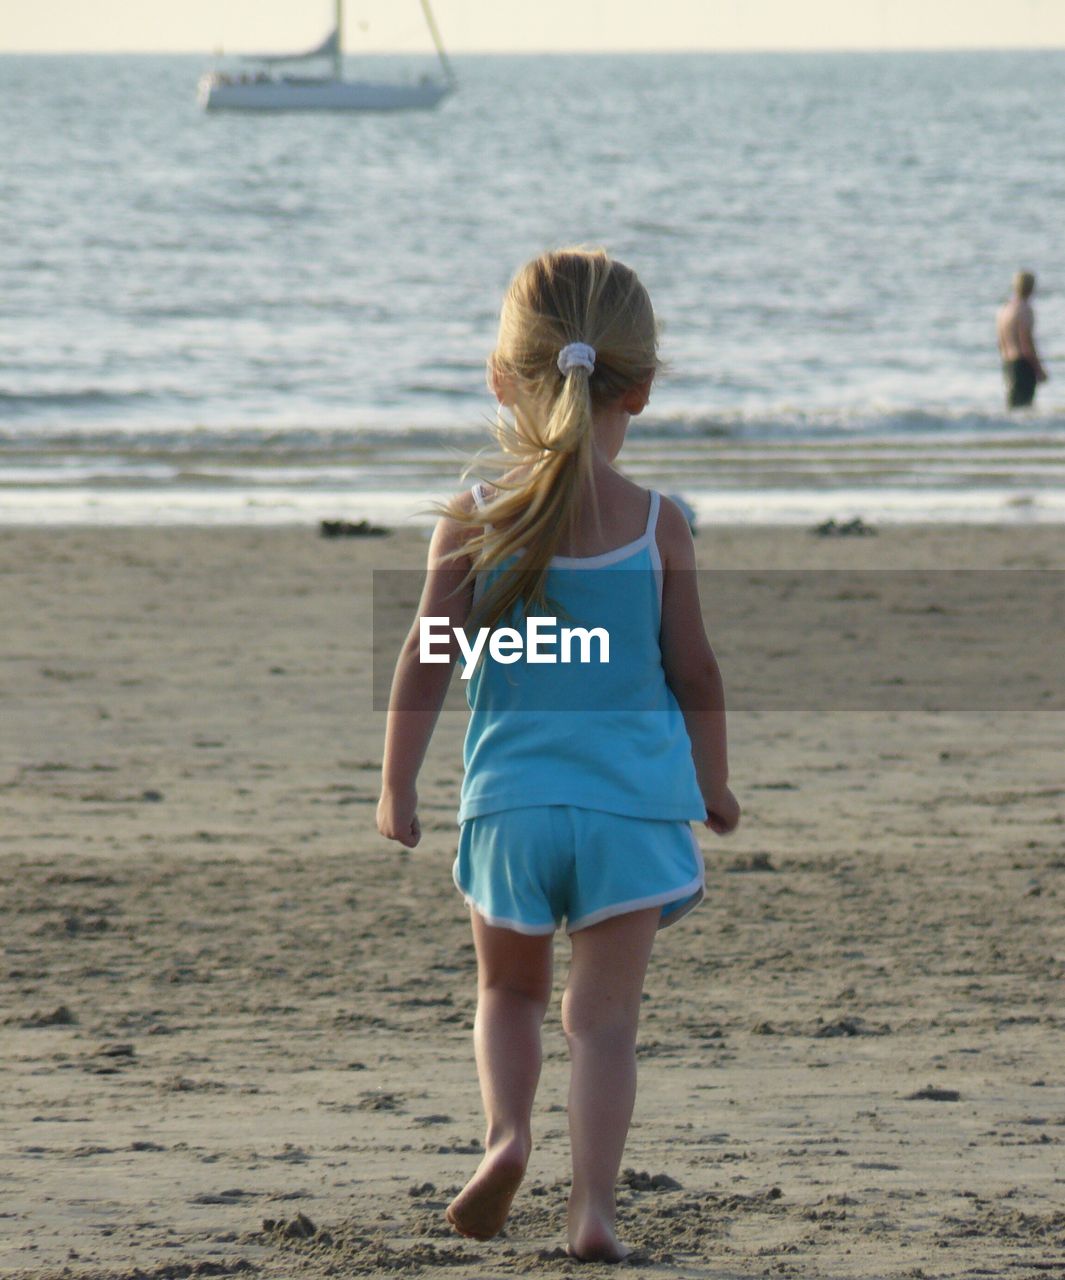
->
<box><xmin>656</xmin><ymin>498</ymin><xmax>739</xmax><ymax>834</ymax></box>
<box><xmin>377</xmin><ymin>510</ymin><xmax>475</xmax><ymax>848</ymax></box>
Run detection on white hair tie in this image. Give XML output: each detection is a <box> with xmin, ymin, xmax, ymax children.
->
<box><xmin>557</xmin><ymin>342</ymin><xmax>596</xmax><ymax>376</ymax></box>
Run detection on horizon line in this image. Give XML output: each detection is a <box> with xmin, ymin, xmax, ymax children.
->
<box><xmin>4</xmin><ymin>44</ymin><xmax>1065</xmax><ymax>56</ymax></box>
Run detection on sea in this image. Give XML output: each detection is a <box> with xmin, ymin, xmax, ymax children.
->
<box><xmin>3</xmin><ymin>51</ymin><xmax>1065</xmax><ymax>526</ymax></box>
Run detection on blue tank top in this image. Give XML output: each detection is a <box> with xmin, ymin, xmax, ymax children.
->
<box><xmin>458</xmin><ymin>485</ymin><xmax>707</xmax><ymax>824</ymax></box>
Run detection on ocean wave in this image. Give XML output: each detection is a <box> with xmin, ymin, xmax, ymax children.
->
<box><xmin>0</xmin><ymin>424</ymin><xmax>484</xmax><ymax>459</ymax></box>
<box><xmin>639</xmin><ymin>406</ymin><xmax>1065</xmax><ymax>440</ymax></box>
<box><xmin>0</xmin><ymin>389</ymin><xmax>154</xmax><ymax>415</ymax></box>
<box><xmin>2</xmin><ymin>407</ymin><xmax>1065</xmax><ymax>462</ymax></box>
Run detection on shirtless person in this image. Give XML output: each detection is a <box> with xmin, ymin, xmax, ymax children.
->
<box><xmin>997</xmin><ymin>272</ymin><xmax>1048</xmax><ymax>409</ymax></box>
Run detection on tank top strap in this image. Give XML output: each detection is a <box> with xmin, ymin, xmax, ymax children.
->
<box><xmin>471</xmin><ymin>482</ymin><xmax>495</xmax><ymax>533</ymax></box>
<box><xmin>645</xmin><ymin>490</ymin><xmax>663</xmax><ymax>613</ymax></box>
<box><xmin>644</xmin><ymin>489</ymin><xmax>661</xmax><ymax>540</ymax></box>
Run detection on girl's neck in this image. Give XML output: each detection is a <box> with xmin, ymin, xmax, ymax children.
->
<box><xmin>590</xmin><ymin>404</ymin><xmax>630</xmax><ymax>466</ymax></box>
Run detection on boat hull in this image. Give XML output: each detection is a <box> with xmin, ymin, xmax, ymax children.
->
<box><xmin>198</xmin><ymin>75</ymin><xmax>451</xmax><ymax>112</ymax></box>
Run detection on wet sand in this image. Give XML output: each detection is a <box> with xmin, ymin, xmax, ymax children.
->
<box><xmin>1</xmin><ymin>523</ymin><xmax>1063</xmax><ymax>1279</ymax></box>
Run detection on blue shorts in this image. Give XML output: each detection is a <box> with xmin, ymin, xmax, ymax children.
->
<box><xmin>453</xmin><ymin>805</ymin><xmax>705</xmax><ymax>936</ymax></box>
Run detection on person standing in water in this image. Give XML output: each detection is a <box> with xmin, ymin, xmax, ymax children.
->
<box><xmin>997</xmin><ymin>271</ymin><xmax>1048</xmax><ymax>409</ymax></box>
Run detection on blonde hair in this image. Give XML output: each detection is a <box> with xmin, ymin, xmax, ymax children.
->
<box><xmin>1014</xmin><ymin>271</ymin><xmax>1036</xmax><ymax>299</ymax></box>
<box><xmin>444</xmin><ymin>248</ymin><xmax>659</xmax><ymax>630</ymax></box>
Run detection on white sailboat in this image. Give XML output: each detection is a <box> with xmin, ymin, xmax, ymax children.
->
<box><xmin>198</xmin><ymin>0</ymin><xmax>455</xmax><ymax>112</ymax></box>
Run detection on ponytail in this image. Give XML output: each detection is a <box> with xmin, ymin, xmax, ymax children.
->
<box><xmin>443</xmin><ymin>249</ymin><xmax>658</xmax><ymax>631</ymax></box>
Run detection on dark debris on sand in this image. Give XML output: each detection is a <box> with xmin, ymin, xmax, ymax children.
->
<box><xmin>319</xmin><ymin>519</ymin><xmax>390</xmax><ymax>538</ymax></box>
<box><xmin>907</xmin><ymin>1085</ymin><xmax>962</xmax><ymax>1101</ymax></box>
<box><xmin>725</xmin><ymin>852</ymin><xmax>776</xmax><ymax>873</ymax></box>
<box><xmin>810</xmin><ymin>516</ymin><xmax>878</xmax><ymax>537</ymax></box>
<box><xmin>811</xmin><ymin>1015</ymin><xmax>892</xmax><ymax>1038</ymax></box>
<box><xmin>753</xmin><ymin>1015</ymin><xmax>891</xmax><ymax>1038</ymax></box>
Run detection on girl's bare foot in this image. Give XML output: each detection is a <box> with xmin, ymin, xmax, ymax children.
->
<box><xmin>445</xmin><ymin>1138</ymin><xmax>528</xmax><ymax>1241</ymax></box>
<box><xmin>567</xmin><ymin>1205</ymin><xmax>631</xmax><ymax>1264</ymax></box>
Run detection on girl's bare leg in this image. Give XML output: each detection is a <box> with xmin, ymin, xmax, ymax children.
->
<box><xmin>562</xmin><ymin>906</ymin><xmax>660</xmax><ymax>1263</ymax></box>
<box><xmin>446</xmin><ymin>911</ymin><xmax>553</xmax><ymax>1241</ymax></box>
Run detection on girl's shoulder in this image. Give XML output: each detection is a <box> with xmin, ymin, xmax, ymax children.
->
<box><xmin>462</xmin><ymin>466</ymin><xmax>532</xmax><ymax>522</ymax></box>
<box><xmin>603</xmin><ymin>474</ymin><xmax>691</xmax><ymax>541</ymax></box>
<box><xmin>468</xmin><ymin>463</ymin><xmax>532</xmax><ymax>507</ymax></box>
<box><xmin>453</xmin><ymin>483</ymin><xmax>487</xmax><ymax>514</ymax></box>
<box><xmin>653</xmin><ymin>492</ymin><xmax>698</xmax><ymax>571</ymax></box>
<box><xmin>428</xmin><ymin>485</ymin><xmax>488</xmax><ymax>565</ymax></box>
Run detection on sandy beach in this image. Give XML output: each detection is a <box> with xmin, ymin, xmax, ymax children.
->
<box><xmin>2</xmin><ymin>522</ymin><xmax>1063</xmax><ymax>1280</ymax></box>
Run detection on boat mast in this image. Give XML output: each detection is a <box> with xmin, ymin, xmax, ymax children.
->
<box><xmin>419</xmin><ymin>0</ymin><xmax>455</xmax><ymax>84</ymax></box>
<box><xmin>334</xmin><ymin>0</ymin><xmax>343</xmax><ymax>80</ymax></box>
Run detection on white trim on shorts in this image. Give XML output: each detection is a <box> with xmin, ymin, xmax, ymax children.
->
<box><xmin>453</xmin><ymin>822</ymin><xmax>705</xmax><ymax>937</ymax></box>
<box><xmin>566</xmin><ymin>872</ymin><xmax>705</xmax><ymax>933</ymax></box>
<box><xmin>452</xmin><ymin>860</ymin><xmax>557</xmax><ymax>935</ymax></box>
<box><xmin>568</xmin><ymin>822</ymin><xmax>704</xmax><ymax>933</ymax></box>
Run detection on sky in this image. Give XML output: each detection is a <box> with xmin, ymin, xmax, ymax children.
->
<box><xmin>4</xmin><ymin>0</ymin><xmax>1065</xmax><ymax>53</ymax></box>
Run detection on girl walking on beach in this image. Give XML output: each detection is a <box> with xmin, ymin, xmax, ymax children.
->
<box><xmin>377</xmin><ymin>248</ymin><xmax>739</xmax><ymax>1262</ymax></box>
